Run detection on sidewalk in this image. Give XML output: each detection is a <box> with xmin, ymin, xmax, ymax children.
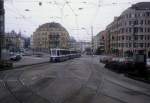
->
<box><xmin>13</xmin><ymin>55</ymin><xmax>50</xmax><ymax>68</ymax></box>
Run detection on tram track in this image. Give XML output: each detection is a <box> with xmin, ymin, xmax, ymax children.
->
<box><xmin>1</xmin><ymin>64</ymin><xmax>52</xmax><ymax>103</ymax></box>
<box><xmin>91</xmin><ymin>58</ymin><xmax>128</xmax><ymax>103</ymax></box>
<box><xmin>105</xmin><ymin>78</ymin><xmax>150</xmax><ymax>97</ymax></box>
<box><xmin>0</xmin><ymin>56</ymin><xmax>150</xmax><ymax>103</ymax></box>
<box><xmin>62</xmin><ymin>57</ymin><xmax>127</xmax><ymax>103</ymax></box>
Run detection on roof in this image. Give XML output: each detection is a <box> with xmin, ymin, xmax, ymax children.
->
<box><xmin>131</xmin><ymin>2</ymin><xmax>150</xmax><ymax>10</ymax></box>
<box><xmin>38</xmin><ymin>22</ymin><xmax>66</xmax><ymax>31</ymax></box>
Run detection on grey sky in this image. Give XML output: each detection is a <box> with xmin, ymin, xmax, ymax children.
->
<box><xmin>4</xmin><ymin>0</ymin><xmax>150</xmax><ymax>41</ymax></box>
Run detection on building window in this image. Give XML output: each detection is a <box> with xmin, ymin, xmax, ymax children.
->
<box><xmin>134</xmin><ymin>20</ymin><xmax>138</xmax><ymax>25</ymax></box>
<box><xmin>133</xmin><ymin>27</ymin><xmax>138</xmax><ymax>33</ymax></box>
<box><xmin>129</xmin><ymin>14</ymin><xmax>131</xmax><ymax>18</ymax></box>
<box><xmin>135</xmin><ymin>13</ymin><xmax>137</xmax><ymax>18</ymax></box>
<box><xmin>129</xmin><ymin>21</ymin><xmax>132</xmax><ymax>25</ymax></box>
<box><xmin>146</xmin><ymin>12</ymin><xmax>150</xmax><ymax>17</ymax></box>
<box><xmin>140</xmin><ymin>27</ymin><xmax>143</xmax><ymax>32</ymax></box>
<box><xmin>145</xmin><ymin>28</ymin><xmax>147</xmax><ymax>32</ymax></box>
<box><xmin>122</xmin><ymin>36</ymin><xmax>124</xmax><ymax>40</ymax></box>
<box><xmin>119</xmin><ymin>36</ymin><xmax>121</xmax><ymax>40</ymax></box>
<box><xmin>126</xmin><ymin>28</ymin><xmax>128</xmax><ymax>33</ymax></box>
<box><xmin>122</xmin><ymin>43</ymin><xmax>124</xmax><ymax>47</ymax></box>
<box><xmin>135</xmin><ymin>43</ymin><xmax>138</xmax><ymax>48</ymax></box>
<box><xmin>0</xmin><ymin>15</ymin><xmax>3</xmax><ymax>21</ymax></box>
<box><xmin>129</xmin><ymin>36</ymin><xmax>131</xmax><ymax>40</ymax></box>
<box><xmin>138</xmin><ymin>13</ymin><xmax>140</xmax><ymax>17</ymax></box>
<box><xmin>148</xmin><ymin>20</ymin><xmax>150</xmax><ymax>25</ymax></box>
<box><xmin>145</xmin><ymin>43</ymin><xmax>147</xmax><ymax>48</ymax></box>
<box><xmin>145</xmin><ymin>20</ymin><xmax>147</xmax><ymax>25</ymax></box>
<box><xmin>129</xmin><ymin>43</ymin><xmax>132</xmax><ymax>47</ymax></box>
<box><xmin>126</xmin><ymin>36</ymin><xmax>128</xmax><ymax>40</ymax></box>
<box><xmin>0</xmin><ymin>25</ymin><xmax>3</xmax><ymax>31</ymax></box>
<box><xmin>126</xmin><ymin>43</ymin><xmax>128</xmax><ymax>47</ymax></box>
<box><xmin>140</xmin><ymin>35</ymin><xmax>144</xmax><ymax>40</ymax></box>
<box><xmin>135</xmin><ymin>35</ymin><xmax>138</xmax><ymax>40</ymax></box>
<box><xmin>140</xmin><ymin>20</ymin><xmax>143</xmax><ymax>25</ymax></box>
<box><xmin>126</xmin><ymin>14</ymin><xmax>128</xmax><ymax>18</ymax></box>
<box><xmin>148</xmin><ymin>28</ymin><xmax>150</xmax><ymax>32</ymax></box>
<box><xmin>129</xmin><ymin>28</ymin><xmax>132</xmax><ymax>33</ymax></box>
<box><xmin>148</xmin><ymin>43</ymin><xmax>150</xmax><ymax>47</ymax></box>
<box><xmin>131</xmin><ymin>14</ymin><xmax>135</xmax><ymax>18</ymax></box>
<box><xmin>140</xmin><ymin>43</ymin><xmax>143</xmax><ymax>48</ymax></box>
<box><xmin>124</xmin><ymin>22</ymin><xmax>127</xmax><ymax>26</ymax></box>
<box><xmin>145</xmin><ymin>35</ymin><xmax>147</xmax><ymax>40</ymax></box>
<box><xmin>120</xmin><ymin>28</ymin><xmax>123</xmax><ymax>33</ymax></box>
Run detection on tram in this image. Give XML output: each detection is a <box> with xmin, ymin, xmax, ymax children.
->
<box><xmin>49</xmin><ymin>49</ymin><xmax>81</xmax><ymax>62</ymax></box>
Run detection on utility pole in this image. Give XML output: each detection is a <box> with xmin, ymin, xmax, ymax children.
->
<box><xmin>91</xmin><ymin>26</ymin><xmax>94</xmax><ymax>55</ymax></box>
<box><xmin>0</xmin><ymin>0</ymin><xmax>5</xmax><ymax>60</ymax></box>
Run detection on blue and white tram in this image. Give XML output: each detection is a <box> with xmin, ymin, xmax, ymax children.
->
<box><xmin>49</xmin><ymin>49</ymin><xmax>81</xmax><ymax>62</ymax></box>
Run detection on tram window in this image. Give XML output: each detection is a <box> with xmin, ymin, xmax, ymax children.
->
<box><xmin>57</xmin><ymin>50</ymin><xmax>60</xmax><ymax>56</ymax></box>
<box><xmin>60</xmin><ymin>50</ymin><xmax>65</xmax><ymax>55</ymax></box>
<box><xmin>52</xmin><ymin>50</ymin><xmax>56</xmax><ymax>56</ymax></box>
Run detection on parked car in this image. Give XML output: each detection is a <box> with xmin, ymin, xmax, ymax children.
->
<box><xmin>146</xmin><ymin>58</ymin><xmax>150</xmax><ymax>68</ymax></box>
<box><xmin>124</xmin><ymin>57</ymin><xmax>134</xmax><ymax>64</ymax></box>
<box><xmin>100</xmin><ymin>56</ymin><xmax>112</xmax><ymax>63</ymax></box>
<box><xmin>105</xmin><ymin>57</ymin><xmax>134</xmax><ymax>73</ymax></box>
<box><xmin>10</xmin><ymin>53</ymin><xmax>22</xmax><ymax>61</ymax></box>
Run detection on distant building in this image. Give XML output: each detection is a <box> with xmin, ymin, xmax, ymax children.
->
<box><xmin>24</xmin><ymin>37</ymin><xmax>30</xmax><ymax>49</ymax></box>
<box><xmin>32</xmin><ymin>22</ymin><xmax>70</xmax><ymax>52</ymax></box>
<box><xmin>93</xmin><ymin>31</ymin><xmax>106</xmax><ymax>54</ymax></box>
<box><xmin>68</xmin><ymin>36</ymin><xmax>77</xmax><ymax>50</ymax></box>
<box><xmin>75</xmin><ymin>41</ymin><xmax>91</xmax><ymax>52</ymax></box>
<box><xmin>105</xmin><ymin>2</ymin><xmax>150</xmax><ymax>57</ymax></box>
<box><xmin>5</xmin><ymin>30</ymin><xmax>25</xmax><ymax>52</ymax></box>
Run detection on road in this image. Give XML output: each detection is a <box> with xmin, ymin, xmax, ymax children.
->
<box><xmin>0</xmin><ymin>56</ymin><xmax>150</xmax><ymax>103</ymax></box>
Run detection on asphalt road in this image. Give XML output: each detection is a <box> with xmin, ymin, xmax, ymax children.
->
<box><xmin>0</xmin><ymin>56</ymin><xmax>150</xmax><ymax>103</ymax></box>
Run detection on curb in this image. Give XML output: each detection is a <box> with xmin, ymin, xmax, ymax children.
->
<box><xmin>0</xmin><ymin>61</ymin><xmax>50</xmax><ymax>71</ymax></box>
<box><xmin>13</xmin><ymin>61</ymin><xmax>50</xmax><ymax>69</ymax></box>
<box><xmin>125</xmin><ymin>74</ymin><xmax>150</xmax><ymax>84</ymax></box>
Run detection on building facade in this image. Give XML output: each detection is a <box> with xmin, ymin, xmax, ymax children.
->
<box><xmin>5</xmin><ymin>30</ymin><xmax>25</xmax><ymax>52</ymax></box>
<box><xmin>32</xmin><ymin>22</ymin><xmax>70</xmax><ymax>52</ymax></box>
<box><xmin>74</xmin><ymin>41</ymin><xmax>91</xmax><ymax>53</ymax></box>
<box><xmin>105</xmin><ymin>2</ymin><xmax>150</xmax><ymax>57</ymax></box>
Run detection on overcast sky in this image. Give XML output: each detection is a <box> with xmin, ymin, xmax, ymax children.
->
<box><xmin>4</xmin><ymin>0</ymin><xmax>150</xmax><ymax>41</ymax></box>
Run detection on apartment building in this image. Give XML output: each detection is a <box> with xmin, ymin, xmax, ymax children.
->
<box><xmin>106</xmin><ymin>2</ymin><xmax>150</xmax><ymax>57</ymax></box>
